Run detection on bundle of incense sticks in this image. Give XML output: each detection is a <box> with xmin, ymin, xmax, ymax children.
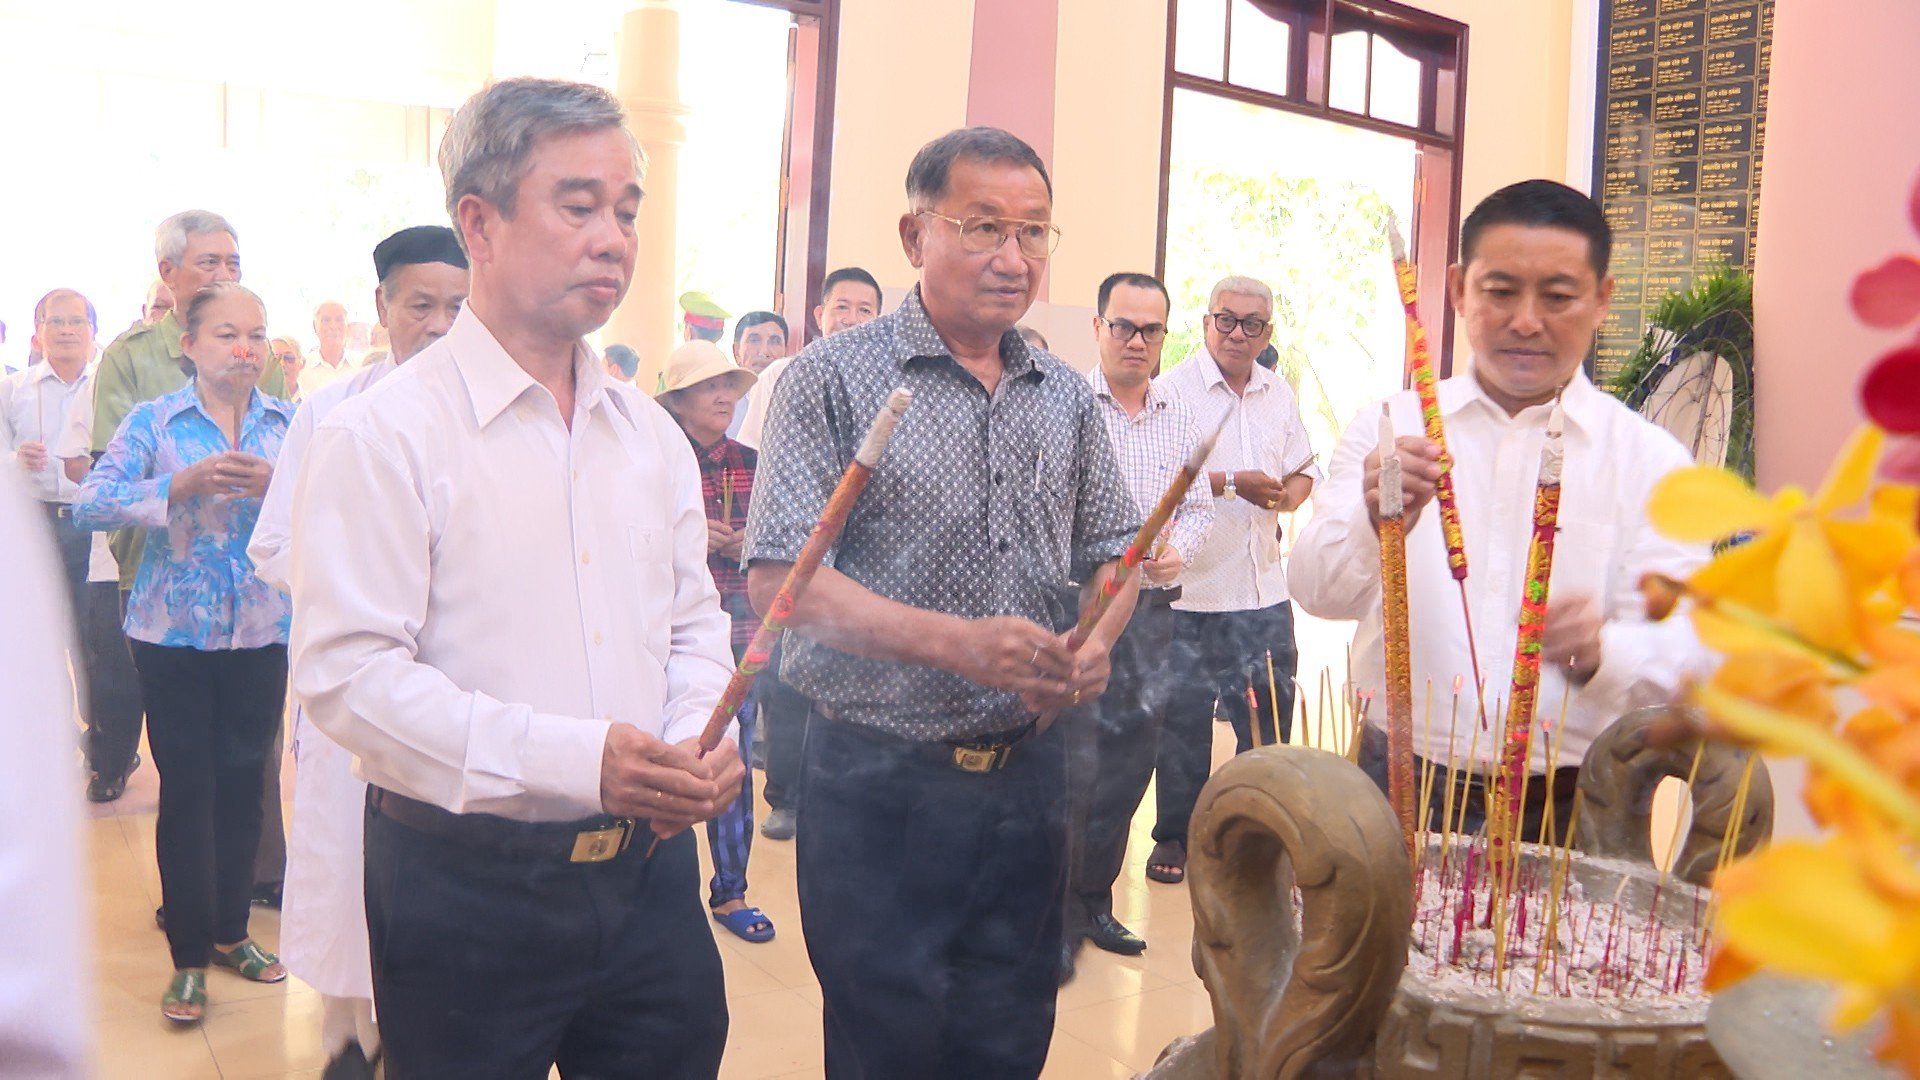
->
<box><xmin>1488</xmin><ymin>399</ymin><xmax>1567</xmax><ymax>877</ymax></box>
<box><xmin>1386</xmin><ymin>220</ymin><xmax>1488</xmax><ymax>724</ymax></box>
<box><xmin>1058</xmin><ymin>412</ymin><xmax>1229</xmax><ymax>655</ymax></box>
<box><xmin>645</xmin><ymin>387</ymin><xmax>913</xmax><ymax>857</ymax></box>
<box><xmin>1377</xmin><ymin>413</ymin><xmax>1417</xmax><ymax>859</ymax></box>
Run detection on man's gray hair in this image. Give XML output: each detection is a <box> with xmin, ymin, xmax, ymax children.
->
<box><xmin>905</xmin><ymin>126</ymin><xmax>1052</xmax><ymax>209</ymax></box>
<box><xmin>155</xmin><ymin>210</ymin><xmax>238</xmax><ymax>266</ymax></box>
<box><xmin>439</xmin><ymin>77</ymin><xmax>645</xmax><ymax>247</ymax></box>
<box><xmin>1208</xmin><ymin>275</ymin><xmax>1273</xmax><ymax>312</ymax></box>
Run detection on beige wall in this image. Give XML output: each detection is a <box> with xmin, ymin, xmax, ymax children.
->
<box><xmin>1752</xmin><ymin>0</ymin><xmax>1920</xmax><ymax>492</ymax></box>
<box><xmin>1418</xmin><ymin>0</ymin><xmax>1578</xmax><ymax>207</ymax></box>
<box><xmin>821</xmin><ymin>0</ymin><xmax>976</xmax><ymax>292</ymax></box>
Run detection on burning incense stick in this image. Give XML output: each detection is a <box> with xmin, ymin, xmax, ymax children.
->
<box><xmin>720</xmin><ymin>467</ymin><xmax>734</xmax><ymax>525</ymax></box>
<box><xmin>1377</xmin><ymin>412</ymin><xmax>1418</xmax><ymax>859</ymax></box>
<box><xmin>1265</xmin><ymin>650</ymin><xmax>1282</xmax><ymax>746</ymax></box>
<box><xmin>1058</xmin><ymin>412</ymin><xmax>1228</xmax><ymax>655</ymax></box>
<box><xmin>1386</xmin><ymin>218</ymin><xmax>1488</xmax><ymax>729</ymax></box>
<box><xmin>1246</xmin><ymin>677</ymin><xmax>1263</xmax><ymax>749</ymax></box>
<box><xmin>646</xmin><ymin>387</ymin><xmax>913</xmax><ymax>857</ymax></box>
<box><xmin>1489</xmin><ymin>398</ymin><xmax>1567</xmax><ymax>874</ymax></box>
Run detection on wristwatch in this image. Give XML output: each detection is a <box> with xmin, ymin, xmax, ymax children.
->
<box><xmin>1221</xmin><ymin>472</ymin><xmax>1237</xmax><ymax>501</ymax></box>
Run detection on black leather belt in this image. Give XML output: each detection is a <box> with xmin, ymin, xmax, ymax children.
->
<box><xmin>41</xmin><ymin>502</ymin><xmax>73</xmax><ymax>520</ymax></box>
<box><xmin>821</xmin><ymin>709</ymin><xmax>1037</xmax><ymax>774</ymax></box>
<box><xmin>367</xmin><ymin>787</ymin><xmax>640</xmax><ymax>864</ymax></box>
<box><xmin>1140</xmin><ymin>586</ymin><xmax>1181</xmax><ymax>608</ymax></box>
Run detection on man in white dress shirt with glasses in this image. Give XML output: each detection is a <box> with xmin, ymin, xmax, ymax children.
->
<box><xmin>288</xmin><ymin>77</ymin><xmax>742</xmax><ymax>1077</ymax></box>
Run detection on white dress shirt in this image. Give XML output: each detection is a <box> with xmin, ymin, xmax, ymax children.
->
<box><xmin>1286</xmin><ymin>369</ymin><xmax>1711</xmax><ymax>769</ymax></box>
<box><xmin>250</xmin><ymin>357</ymin><xmax>396</xmax><ymax>591</ymax></box>
<box><xmin>1157</xmin><ymin>347</ymin><xmax>1322</xmax><ymax>612</ymax></box>
<box><xmin>0</xmin><ymin>361</ymin><xmax>92</xmax><ymax>503</ymax></box>
<box><xmin>288</xmin><ymin>308</ymin><xmax>736</xmax><ymax>822</ymax></box>
<box><xmin>296</xmin><ymin>349</ymin><xmax>360</xmax><ymax>402</ymax></box>
<box><xmin>735</xmin><ymin>355</ymin><xmax>789</xmax><ymax>451</ymax></box>
<box><xmin>0</xmin><ymin>467</ymin><xmax>89</xmax><ymax>1078</ymax></box>
<box><xmin>49</xmin><ymin>381</ymin><xmax>118</xmax><ymax>583</ymax></box>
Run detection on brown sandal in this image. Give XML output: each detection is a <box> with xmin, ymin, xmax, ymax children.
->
<box><xmin>1145</xmin><ymin>839</ymin><xmax>1186</xmax><ymax>885</ymax></box>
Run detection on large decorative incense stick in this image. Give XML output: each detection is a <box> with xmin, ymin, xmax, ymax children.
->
<box><xmin>1059</xmin><ymin>413</ymin><xmax>1229</xmax><ymax>655</ymax></box>
<box><xmin>1386</xmin><ymin>219</ymin><xmax>1489</xmax><ymax>726</ymax></box>
<box><xmin>1377</xmin><ymin>413</ymin><xmax>1417</xmax><ymax>859</ymax></box>
<box><xmin>646</xmin><ymin>387</ymin><xmax>913</xmax><ymax>855</ymax></box>
<box><xmin>1488</xmin><ymin>398</ymin><xmax>1567</xmax><ymax>872</ymax></box>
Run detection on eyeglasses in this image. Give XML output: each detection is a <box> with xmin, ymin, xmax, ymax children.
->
<box><xmin>38</xmin><ymin>316</ymin><xmax>92</xmax><ymax>330</ymax></box>
<box><xmin>1099</xmin><ymin>318</ymin><xmax>1167</xmax><ymax>345</ymax></box>
<box><xmin>1208</xmin><ymin>312</ymin><xmax>1270</xmax><ymax>337</ymax></box>
<box><xmin>916</xmin><ymin>212</ymin><xmax>1062</xmax><ymax>259</ymax></box>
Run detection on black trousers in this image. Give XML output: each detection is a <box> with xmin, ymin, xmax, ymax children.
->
<box><xmin>798</xmin><ymin>714</ymin><xmax>1067</xmax><ymax>1079</ymax></box>
<box><xmin>1154</xmin><ymin>602</ymin><xmax>1297</xmax><ymax>845</ymax></box>
<box><xmin>364</xmin><ymin>804</ymin><xmax>728</xmax><ymax>1080</ymax></box>
<box><xmin>760</xmin><ymin>636</ymin><xmax>813</xmax><ymax>813</ymax></box>
<box><xmin>81</xmin><ymin>582</ymin><xmax>144</xmax><ymax>780</ymax></box>
<box><xmin>128</xmin><ymin>642</ymin><xmax>287</xmax><ymax>969</ymax></box>
<box><xmin>1065</xmin><ymin>596</ymin><xmax>1176</xmax><ymax>939</ymax></box>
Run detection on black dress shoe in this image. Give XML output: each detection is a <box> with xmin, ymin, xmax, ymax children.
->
<box><xmin>1058</xmin><ymin>940</ymin><xmax>1079</xmax><ymax>986</ymax></box>
<box><xmin>251</xmin><ymin>882</ymin><xmax>284</xmax><ymax>909</ymax></box>
<box><xmin>322</xmin><ymin>1043</ymin><xmax>378</xmax><ymax>1080</ymax></box>
<box><xmin>1087</xmin><ymin>913</ymin><xmax>1147</xmax><ymax>956</ymax></box>
<box><xmin>86</xmin><ymin>772</ymin><xmax>127</xmax><ymax>803</ymax></box>
<box><xmin>154</xmin><ymin>906</ymin><xmax>166</xmax><ymax>931</ymax></box>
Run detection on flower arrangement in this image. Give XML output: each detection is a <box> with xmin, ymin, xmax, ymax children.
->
<box><xmin>1640</xmin><ymin>168</ymin><xmax>1920</xmax><ymax>1074</ymax></box>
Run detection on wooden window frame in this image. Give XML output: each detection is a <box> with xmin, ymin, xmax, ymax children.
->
<box><xmin>1157</xmin><ymin>0</ymin><xmax>1469</xmax><ymax>372</ymax></box>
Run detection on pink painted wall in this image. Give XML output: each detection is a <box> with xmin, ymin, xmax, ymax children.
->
<box><xmin>964</xmin><ymin>0</ymin><xmax>1060</xmax><ymax>167</ymax></box>
<box><xmin>1753</xmin><ymin>0</ymin><xmax>1920</xmax><ymax>491</ymax></box>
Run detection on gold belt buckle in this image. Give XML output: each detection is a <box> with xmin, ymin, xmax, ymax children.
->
<box><xmin>569</xmin><ymin>818</ymin><xmax>634</xmax><ymax>863</ymax></box>
<box><xmin>951</xmin><ymin>745</ymin><xmax>1007</xmax><ymax>773</ymax></box>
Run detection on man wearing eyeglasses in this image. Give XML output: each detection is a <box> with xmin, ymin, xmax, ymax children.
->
<box><xmin>745</xmin><ymin>126</ymin><xmax>1140</xmax><ymax>1078</ymax></box>
<box><xmin>1061</xmin><ymin>272</ymin><xmax>1214</xmax><ymax>979</ymax></box>
<box><xmin>1148</xmin><ymin>275</ymin><xmax>1319</xmax><ymax>887</ymax></box>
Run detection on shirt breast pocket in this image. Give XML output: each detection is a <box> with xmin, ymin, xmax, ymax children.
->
<box><xmin>627</xmin><ymin>525</ymin><xmax>676</xmax><ymax>600</ymax></box>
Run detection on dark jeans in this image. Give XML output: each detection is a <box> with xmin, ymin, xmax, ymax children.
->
<box><xmin>799</xmin><ymin>714</ymin><xmax>1067</xmax><ymax>1079</ymax></box>
<box><xmin>1355</xmin><ymin>725</ymin><xmax>1577</xmax><ymax>845</ymax></box>
<box><xmin>82</xmin><ymin>582</ymin><xmax>144</xmax><ymax>780</ymax></box>
<box><xmin>760</xmin><ymin>636</ymin><xmax>813</xmax><ymax>813</ymax></box>
<box><xmin>129</xmin><ymin>642</ymin><xmax>288</xmax><ymax>969</ymax></box>
<box><xmin>256</xmin><ymin>723</ymin><xmax>287</xmax><ymax>890</ymax></box>
<box><xmin>364</xmin><ymin>805</ymin><xmax>728</xmax><ymax>1079</ymax></box>
<box><xmin>41</xmin><ymin>504</ymin><xmax>88</xmax><ymax>603</ymax></box>
<box><xmin>1065</xmin><ymin>596</ymin><xmax>1176</xmax><ymax>938</ymax></box>
<box><xmin>706</xmin><ymin>647</ymin><xmax>755</xmax><ymax>907</ymax></box>
<box><xmin>1154</xmin><ymin>602</ymin><xmax>1297</xmax><ymax>845</ymax></box>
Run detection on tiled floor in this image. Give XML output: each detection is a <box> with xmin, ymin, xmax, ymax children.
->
<box><xmin>86</xmin><ymin>721</ymin><xmax>1256</xmax><ymax>1079</ymax></box>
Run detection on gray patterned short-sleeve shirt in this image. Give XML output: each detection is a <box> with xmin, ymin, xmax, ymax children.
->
<box><xmin>743</xmin><ymin>287</ymin><xmax>1140</xmax><ymax>741</ymax></box>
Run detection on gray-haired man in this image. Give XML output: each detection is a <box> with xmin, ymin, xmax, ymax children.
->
<box><xmin>288</xmin><ymin>78</ymin><xmax>741</xmax><ymax>1076</ymax></box>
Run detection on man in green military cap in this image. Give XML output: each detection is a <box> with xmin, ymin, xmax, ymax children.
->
<box><xmin>679</xmin><ymin>290</ymin><xmax>729</xmax><ymax>344</ymax></box>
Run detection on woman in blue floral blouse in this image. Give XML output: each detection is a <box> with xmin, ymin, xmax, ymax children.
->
<box><xmin>76</xmin><ymin>283</ymin><xmax>295</xmax><ymax>1024</ymax></box>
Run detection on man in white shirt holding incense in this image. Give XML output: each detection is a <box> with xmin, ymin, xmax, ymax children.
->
<box><xmin>288</xmin><ymin>78</ymin><xmax>742</xmax><ymax>1077</ymax></box>
<box><xmin>1287</xmin><ymin>179</ymin><xmax>1709</xmax><ymax>836</ymax></box>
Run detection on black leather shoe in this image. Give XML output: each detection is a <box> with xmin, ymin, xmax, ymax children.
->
<box><xmin>251</xmin><ymin>882</ymin><xmax>284</xmax><ymax>909</ymax></box>
<box><xmin>322</xmin><ymin>1044</ymin><xmax>378</xmax><ymax>1080</ymax></box>
<box><xmin>86</xmin><ymin>772</ymin><xmax>127</xmax><ymax>803</ymax></box>
<box><xmin>1058</xmin><ymin>939</ymin><xmax>1079</xmax><ymax>986</ymax></box>
<box><xmin>1088</xmin><ymin>912</ymin><xmax>1147</xmax><ymax>956</ymax></box>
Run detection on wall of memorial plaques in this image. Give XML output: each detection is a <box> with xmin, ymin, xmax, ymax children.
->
<box><xmin>1592</xmin><ymin>0</ymin><xmax>1774</xmax><ymax>381</ymax></box>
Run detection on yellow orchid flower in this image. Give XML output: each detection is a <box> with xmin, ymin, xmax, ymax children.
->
<box><xmin>1709</xmin><ymin>836</ymin><xmax>1920</xmax><ymax>1072</ymax></box>
<box><xmin>1707</xmin><ymin>650</ymin><xmax>1838</xmax><ymax>728</ymax></box>
<box><xmin>1649</xmin><ymin>427</ymin><xmax>1913</xmax><ymax>653</ymax></box>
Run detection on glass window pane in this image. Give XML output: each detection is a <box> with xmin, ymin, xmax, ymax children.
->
<box><xmin>1369</xmin><ymin>35</ymin><xmax>1423</xmax><ymax>127</ymax></box>
<box><xmin>1328</xmin><ymin>29</ymin><xmax>1369</xmax><ymax>114</ymax></box>
<box><xmin>1175</xmin><ymin>0</ymin><xmax>1228</xmax><ymax>80</ymax></box>
<box><xmin>1227</xmin><ymin>0</ymin><xmax>1291</xmax><ymax>97</ymax></box>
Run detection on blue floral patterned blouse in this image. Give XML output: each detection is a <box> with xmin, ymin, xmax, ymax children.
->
<box><xmin>74</xmin><ymin>381</ymin><xmax>295</xmax><ymax>650</ymax></box>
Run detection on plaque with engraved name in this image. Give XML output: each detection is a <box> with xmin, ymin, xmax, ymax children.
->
<box><xmin>1594</xmin><ymin>0</ymin><xmax>1770</xmax><ymax>383</ymax></box>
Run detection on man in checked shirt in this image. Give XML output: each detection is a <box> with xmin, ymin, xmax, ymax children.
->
<box><xmin>1061</xmin><ymin>272</ymin><xmax>1213</xmax><ymax>981</ymax></box>
<box><xmin>744</xmin><ymin>126</ymin><xmax>1141</xmax><ymax>1079</ymax></box>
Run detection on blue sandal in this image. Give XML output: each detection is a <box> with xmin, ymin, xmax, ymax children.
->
<box><xmin>712</xmin><ymin>905</ymin><xmax>776</xmax><ymax>943</ymax></box>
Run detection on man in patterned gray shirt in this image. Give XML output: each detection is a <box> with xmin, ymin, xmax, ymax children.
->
<box><xmin>744</xmin><ymin>126</ymin><xmax>1141</xmax><ymax>1079</ymax></box>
